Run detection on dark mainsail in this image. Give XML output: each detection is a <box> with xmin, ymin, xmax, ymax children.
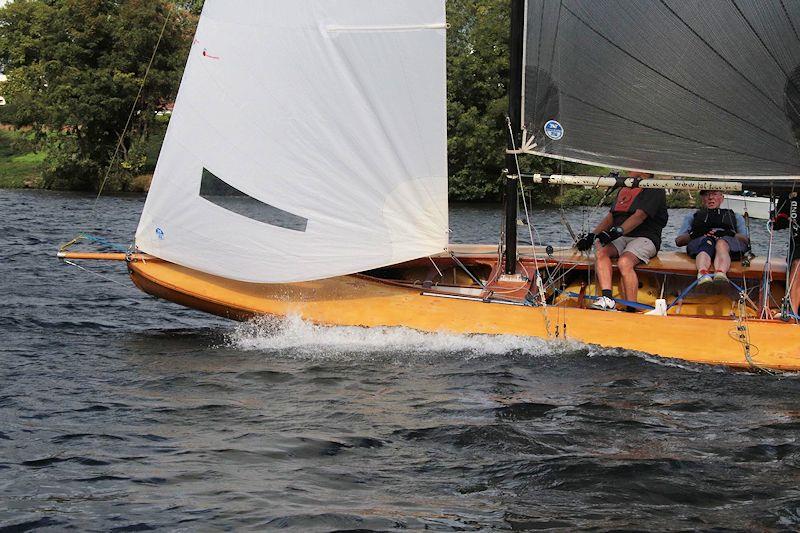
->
<box><xmin>522</xmin><ymin>0</ymin><xmax>800</xmax><ymax>179</ymax></box>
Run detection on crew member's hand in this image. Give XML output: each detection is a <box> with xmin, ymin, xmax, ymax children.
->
<box><xmin>598</xmin><ymin>226</ymin><xmax>624</xmax><ymax>246</ymax></box>
<box><xmin>711</xmin><ymin>228</ymin><xmax>735</xmax><ymax>238</ymax></box>
<box><xmin>575</xmin><ymin>233</ymin><xmax>596</xmax><ymax>252</ymax></box>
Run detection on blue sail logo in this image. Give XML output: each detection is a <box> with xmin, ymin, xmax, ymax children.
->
<box><xmin>544</xmin><ymin>120</ymin><xmax>564</xmax><ymax>140</ymax></box>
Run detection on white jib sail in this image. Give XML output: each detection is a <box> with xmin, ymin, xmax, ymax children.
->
<box><xmin>136</xmin><ymin>0</ymin><xmax>448</xmax><ymax>283</ymax></box>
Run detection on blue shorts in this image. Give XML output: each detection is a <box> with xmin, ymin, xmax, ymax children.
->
<box><xmin>687</xmin><ymin>236</ymin><xmax>748</xmax><ymax>260</ymax></box>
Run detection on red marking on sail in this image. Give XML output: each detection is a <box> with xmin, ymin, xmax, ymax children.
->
<box><xmin>202</xmin><ymin>49</ymin><xmax>220</xmax><ymax>60</ymax></box>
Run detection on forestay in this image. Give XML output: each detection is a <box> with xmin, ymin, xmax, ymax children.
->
<box><xmin>522</xmin><ymin>0</ymin><xmax>800</xmax><ymax>180</ymax></box>
<box><xmin>136</xmin><ymin>0</ymin><xmax>448</xmax><ymax>283</ymax></box>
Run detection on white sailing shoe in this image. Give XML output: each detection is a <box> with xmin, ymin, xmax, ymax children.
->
<box><xmin>713</xmin><ymin>272</ymin><xmax>729</xmax><ymax>285</ymax></box>
<box><xmin>591</xmin><ymin>296</ymin><xmax>617</xmax><ymax>311</ymax></box>
<box><xmin>697</xmin><ymin>271</ymin><xmax>713</xmax><ymax>286</ymax></box>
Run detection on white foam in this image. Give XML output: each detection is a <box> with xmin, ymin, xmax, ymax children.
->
<box><xmin>226</xmin><ymin>314</ymin><xmax>586</xmax><ymax>361</ymax></box>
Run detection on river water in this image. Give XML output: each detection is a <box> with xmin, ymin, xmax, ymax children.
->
<box><xmin>2</xmin><ymin>189</ymin><xmax>800</xmax><ymax>531</ymax></box>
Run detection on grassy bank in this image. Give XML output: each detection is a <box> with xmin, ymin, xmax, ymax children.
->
<box><xmin>0</xmin><ymin>128</ymin><xmax>44</xmax><ymax>188</ymax></box>
<box><xmin>0</xmin><ymin>126</ymin><xmax>157</xmax><ymax>191</ymax></box>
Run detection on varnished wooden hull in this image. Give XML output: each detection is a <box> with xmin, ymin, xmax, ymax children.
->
<box><xmin>127</xmin><ymin>250</ymin><xmax>800</xmax><ymax>372</ymax></box>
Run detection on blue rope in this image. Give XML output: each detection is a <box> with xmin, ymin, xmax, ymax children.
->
<box><xmin>725</xmin><ymin>277</ymin><xmax>746</xmax><ymax>294</ymax></box>
<box><xmin>558</xmin><ymin>290</ymin><xmax>655</xmax><ymax>311</ymax></box>
<box><xmin>559</xmin><ymin>275</ymin><xmax>763</xmax><ymax>313</ymax></box>
<box><xmin>80</xmin><ymin>233</ymin><xmax>130</xmax><ymax>253</ymax></box>
<box><xmin>666</xmin><ymin>277</ymin><xmax>702</xmax><ymax>310</ymax></box>
<box><xmin>666</xmin><ymin>274</ymin><xmax>756</xmax><ymax>312</ymax></box>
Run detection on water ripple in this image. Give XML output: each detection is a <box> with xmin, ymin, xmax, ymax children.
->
<box><xmin>2</xmin><ymin>191</ymin><xmax>799</xmax><ymax>530</ymax></box>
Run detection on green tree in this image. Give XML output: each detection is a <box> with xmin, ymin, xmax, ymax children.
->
<box><xmin>0</xmin><ymin>0</ymin><xmax>197</xmax><ymax>190</ymax></box>
<box><xmin>446</xmin><ymin>0</ymin><xmax>509</xmax><ymax>201</ymax></box>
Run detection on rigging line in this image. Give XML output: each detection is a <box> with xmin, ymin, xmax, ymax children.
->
<box><xmin>783</xmin><ymin>251</ymin><xmax>800</xmax><ymax>315</ymax></box>
<box><xmin>562</xmin><ymin>3</ymin><xmax>795</xmax><ymax>149</ymax></box>
<box><xmin>762</xmin><ymin>212</ymin><xmax>776</xmax><ymax>318</ymax></box>
<box><xmin>428</xmin><ymin>256</ymin><xmax>443</xmax><ymax>279</ymax></box>
<box><xmin>63</xmin><ymin>260</ymin><xmax>131</xmax><ymax>289</ymax></box>
<box><xmin>657</xmin><ymin>0</ymin><xmax>784</xmax><ymax>112</ymax></box>
<box><xmin>559</xmin><ymin>209</ymin><xmax>577</xmax><ymax>242</ymax></box>
<box><xmin>513</xmin><ymin>152</ymin><xmax>555</xmax><ymax>283</ymax></box>
<box><xmin>733</xmin><ymin>295</ymin><xmax>759</xmax><ymax>370</ymax></box>
<box><xmin>507</xmin><ymin>118</ymin><xmax>550</xmax><ymax>309</ymax></box>
<box><xmin>518</xmin><ymin>180</ymin><xmax>555</xmax><ymax>280</ymax></box>
<box><xmin>775</xmin><ymin>185</ymin><xmax>798</xmax><ymax>311</ymax></box>
<box><xmin>520</xmin><ymin>202</ymin><xmax>555</xmax><ymax>304</ymax></box>
<box><xmin>542</xmin><ymin>262</ymin><xmax>580</xmax><ymax>293</ymax></box>
<box><xmin>787</xmin><ymin>218</ymin><xmax>799</xmax><ymax>302</ymax></box>
<box><xmin>730</xmin><ymin>0</ymin><xmax>794</xmax><ymax>81</ymax></box>
<box><xmin>92</xmin><ymin>6</ymin><xmax>173</xmax><ymax>211</ymax></box>
<box><xmin>546</xmin><ymin>0</ymin><xmax>564</xmax><ymax>73</ymax></box>
<box><xmin>561</xmin><ymin>91</ymin><xmax>800</xmax><ymax>170</ymax></box>
<box><xmin>449</xmin><ymin>252</ymin><xmax>485</xmax><ymax>289</ymax></box>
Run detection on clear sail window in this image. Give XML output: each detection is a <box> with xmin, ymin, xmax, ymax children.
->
<box><xmin>199</xmin><ymin>169</ymin><xmax>308</xmax><ymax>232</ymax></box>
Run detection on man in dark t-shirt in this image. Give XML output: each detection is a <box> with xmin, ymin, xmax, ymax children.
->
<box><xmin>771</xmin><ymin>191</ymin><xmax>800</xmax><ymax>316</ymax></box>
<box><xmin>575</xmin><ymin>172</ymin><xmax>668</xmax><ymax>311</ymax></box>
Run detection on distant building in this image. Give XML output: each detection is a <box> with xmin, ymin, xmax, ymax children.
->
<box><xmin>0</xmin><ymin>73</ymin><xmax>6</xmax><ymax>106</ymax></box>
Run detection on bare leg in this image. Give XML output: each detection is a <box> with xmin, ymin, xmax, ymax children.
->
<box><xmin>713</xmin><ymin>239</ymin><xmax>731</xmax><ymax>274</ymax></box>
<box><xmin>595</xmin><ymin>244</ymin><xmax>619</xmax><ymax>292</ymax></box>
<box><xmin>617</xmin><ymin>252</ymin><xmax>642</xmax><ymax>303</ymax></box>
<box><xmin>791</xmin><ymin>259</ymin><xmax>800</xmax><ymax>315</ymax></box>
<box><xmin>695</xmin><ymin>251</ymin><xmax>712</xmax><ymax>274</ymax></box>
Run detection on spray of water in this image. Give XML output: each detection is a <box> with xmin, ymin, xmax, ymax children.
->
<box><xmin>226</xmin><ymin>314</ymin><xmax>587</xmax><ymax>361</ymax></box>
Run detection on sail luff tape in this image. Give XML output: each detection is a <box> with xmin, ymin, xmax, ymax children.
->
<box><xmin>326</xmin><ymin>23</ymin><xmax>448</xmax><ymax>33</ymax></box>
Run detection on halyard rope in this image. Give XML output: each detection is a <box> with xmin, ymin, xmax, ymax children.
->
<box><xmin>92</xmin><ymin>5</ymin><xmax>173</xmax><ymax>211</ymax></box>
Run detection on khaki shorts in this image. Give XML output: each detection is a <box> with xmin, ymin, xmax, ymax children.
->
<box><xmin>610</xmin><ymin>236</ymin><xmax>657</xmax><ymax>264</ymax></box>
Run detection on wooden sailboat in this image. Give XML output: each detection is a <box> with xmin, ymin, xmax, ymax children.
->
<box><xmin>61</xmin><ymin>0</ymin><xmax>800</xmax><ymax>371</ymax></box>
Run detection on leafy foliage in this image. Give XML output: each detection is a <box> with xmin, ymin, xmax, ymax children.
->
<box><xmin>446</xmin><ymin>0</ymin><xmax>509</xmax><ymax>201</ymax></box>
<box><xmin>556</xmin><ymin>186</ymin><xmax>610</xmax><ymax>208</ymax></box>
<box><xmin>0</xmin><ymin>0</ymin><xmax>197</xmax><ymax>190</ymax></box>
<box><xmin>666</xmin><ymin>189</ymin><xmax>698</xmax><ymax>208</ymax></box>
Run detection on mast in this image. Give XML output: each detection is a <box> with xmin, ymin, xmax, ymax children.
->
<box><xmin>504</xmin><ymin>0</ymin><xmax>525</xmax><ymax>275</ymax></box>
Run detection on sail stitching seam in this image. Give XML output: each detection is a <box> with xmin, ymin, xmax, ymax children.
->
<box><xmin>560</xmin><ymin>91</ymin><xmax>800</xmax><ymax>170</ymax></box>
<box><xmin>326</xmin><ymin>23</ymin><xmax>447</xmax><ymax>33</ymax></box>
<box><xmin>562</xmin><ymin>3</ymin><xmax>796</xmax><ymax>151</ymax></box>
<box><xmin>657</xmin><ymin>0</ymin><xmax>783</xmax><ymax>112</ymax></box>
<box><xmin>780</xmin><ymin>0</ymin><xmax>800</xmax><ymax>44</ymax></box>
